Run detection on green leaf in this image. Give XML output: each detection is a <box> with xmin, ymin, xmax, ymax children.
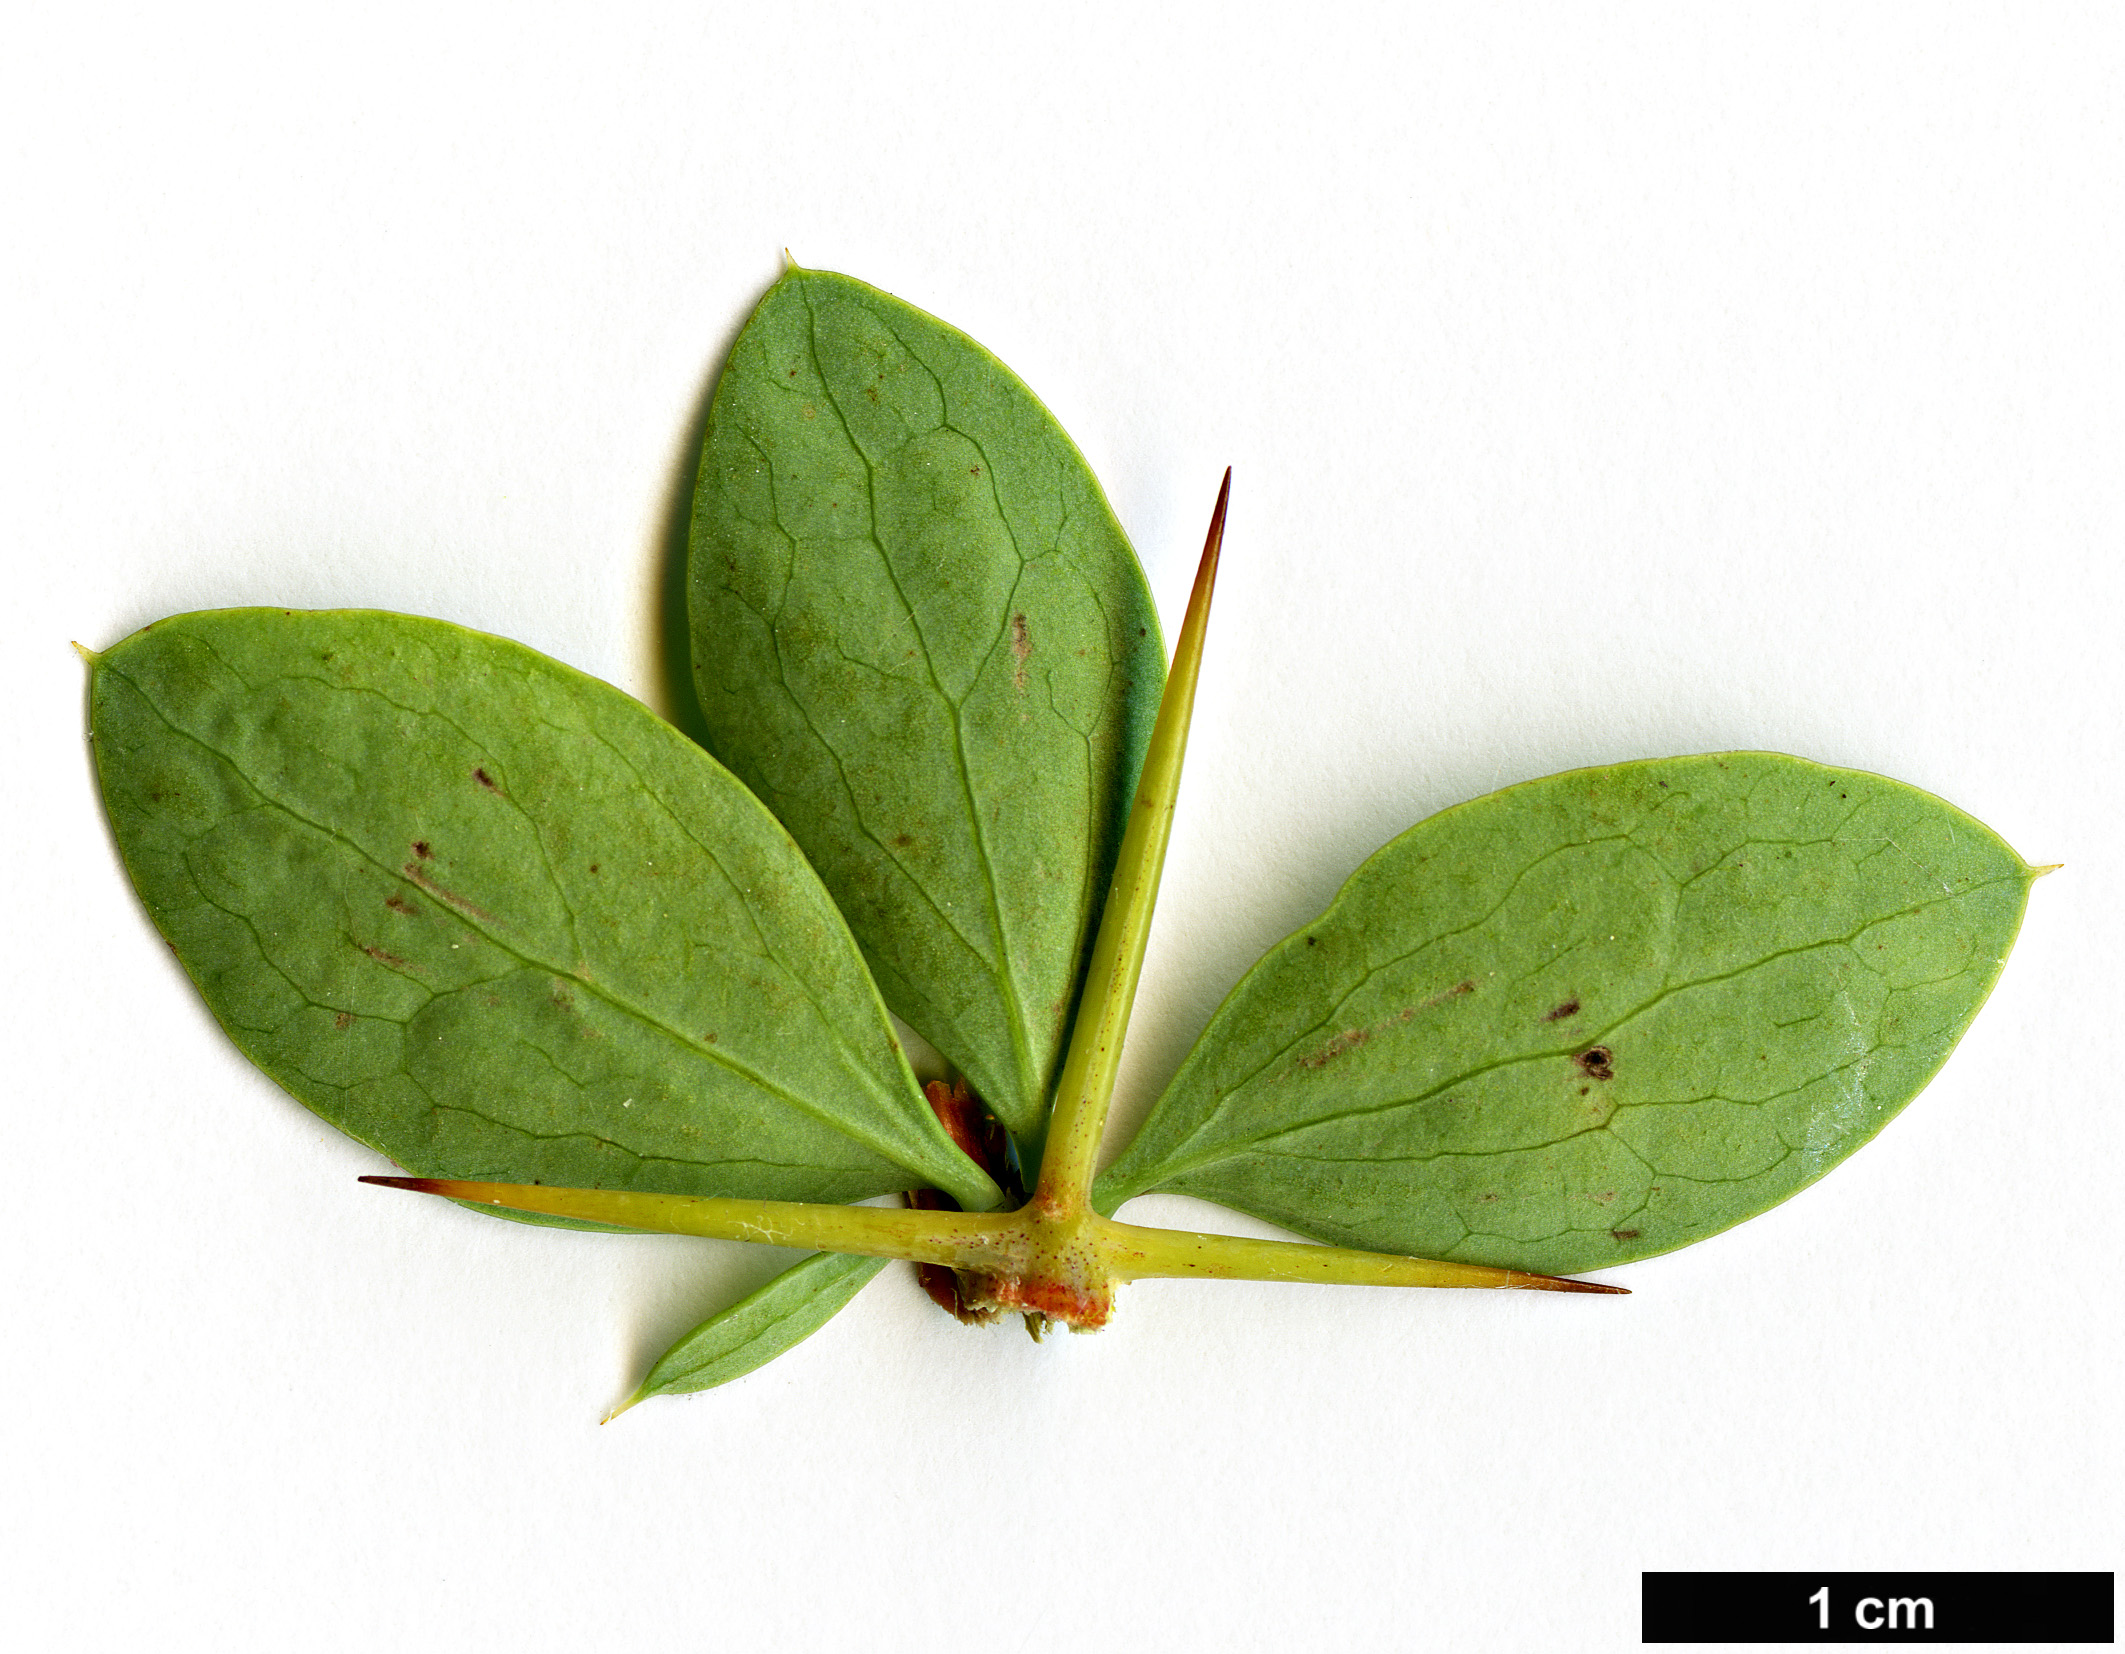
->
<box><xmin>625</xmin><ymin>1252</ymin><xmax>888</xmax><ymax>1405</ymax></box>
<box><xmin>90</xmin><ymin>609</ymin><xmax>1000</xmax><ymax>1213</ymax></box>
<box><xmin>687</xmin><ymin>266</ymin><xmax>1165</xmax><ymax>1146</ymax></box>
<box><xmin>1096</xmin><ymin>753</ymin><xmax>2035</xmax><ymax>1274</ymax></box>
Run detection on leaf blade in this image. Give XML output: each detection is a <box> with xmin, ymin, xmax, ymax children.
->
<box><xmin>625</xmin><ymin>1252</ymin><xmax>888</xmax><ymax>1404</ymax></box>
<box><xmin>91</xmin><ymin>608</ymin><xmax>999</xmax><ymax>1211</ymax></box>
<box><xmin>1096</xmin><ymin>753</ymin><xmax>2034</xmax><ymax>1274</ymax></box>
<box><xmin>688</xmin><ymin>267</ymin><xmax>1165</xmax><ymax>1142</ymax></box>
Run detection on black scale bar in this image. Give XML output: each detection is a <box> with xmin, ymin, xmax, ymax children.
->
<box><xmin>1643</xmin><ymin>1572</ymin><xmax>2113</xmax><ymax>1643</ymax></box>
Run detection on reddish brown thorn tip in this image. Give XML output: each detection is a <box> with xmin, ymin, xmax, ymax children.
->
<box><xmin>1526</xmin><ymin>1274</ymin><xmax>1630</xmax><ymax>1295</ymax></box>
<box><xmin>359</xmin><ymin>1175</ymin><xmax>449</xmax><ymax>1194</ymax></box>
<box><xmin>1197</xmin><ymin>467</ymin><xmax>1230</xmax><ymax>575</ymax></box>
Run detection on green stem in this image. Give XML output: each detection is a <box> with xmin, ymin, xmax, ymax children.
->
<box><xmin>358</xmin><ymin>1177</ymin><xmax>1029</xmax><ymax>1274</ymax></box>
<box><xmin>1096</xmin><ymin>1219</ymin><xmax>1627</xmax><ymax>1293</ymax></box>
<box><xmin>1030</xmin><ymin>469</ymin><xmax>1229</xmax><ymax>1216</ymax></box>
<box><xmin>362</xmin><ymin>1176</ymin><xmax>1626</xmax><ymax>1302</ymax></box>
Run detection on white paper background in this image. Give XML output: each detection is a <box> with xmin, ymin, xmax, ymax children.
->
<box><xmin>5</xmin><ymin>5</ymin><xmax>2119</xmax><ymax>1650</ymax></box>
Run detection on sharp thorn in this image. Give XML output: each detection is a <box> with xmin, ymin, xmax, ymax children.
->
<box><xmin>359</xmin><ymin>1174</ymin><xmax>449</xmax><ymax>1194</ymax></box>
<box><xmin>1196</xmin><ymin>467</ymin><xmax>1230</xmax><ymax>585</ymax></box>
<box><xmin>1524</xmin><ymin>1274</ymin><xmax>1630</xmax><ymax>1295</ymax></box>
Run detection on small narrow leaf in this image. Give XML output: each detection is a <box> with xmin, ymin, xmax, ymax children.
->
<box><xmin>688</xmin><ymin>266</ymin><xmax>1165</xmax><ymax>1146</ymax></box>
<box><xmin>624</xmin><ymin>1253</ymin><xmax>887</xmax><ymax>1406</ymax></box>
<box><xmin>91</xmin><ymin>609</ymin><xmax>999</xmax><ymax>1212</ymax></box>
<box><xmin>1097</xmin><ymin>754</ymin><xmax>2035</xmax><ymax>1274</ymax></box>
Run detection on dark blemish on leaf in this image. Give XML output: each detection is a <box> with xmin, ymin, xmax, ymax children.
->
<box><xmin>1299</xmin><ymin>1026</ymin><xmax>1373</xmax><ymax>1069</ymax></box>
<box><xmin>1300</xmin><ymin>983</ymin><xmax>1470</xmax><ymax>1069</ymax></box>
<box><xmin>1579</xmin><ymin>1086</ymin><xmax>1590</xmax><ymax>1096</ymax></box>
<box><xmin>474</xmin><ymin>767</ymin><xmax>499</xmax><ymax>792</ymax></box>
<box><xmin>588</xmin><ymin>863</ymin><xmax>599</xmax><ymax>873</ymax></box>
<box><xmin>412</xmin><ymin>841</ymin><xmax>433</xmax><ymax>860</ymax></box>
<box><xmin>385</xmin><ymin>893</ymin><xmax>416</xmax><ymax>916</ymax></box>
<box><xmin>703</xmin><ymin>1032</ymin><xmax>717</xmax><ymax>1043</ymax></box>
<box><xmin>360</xmin><ymin>943</ymin><xmax>409</xmax><ymax>969</ymax></box>
<box><xmin>1477</xmin><ymin>1192</ymin><xmax>1499</xmax><ymax>1203</ymax></box>
<box><xmin>1610</xmin><ymin>1228</ymin><xmax>1641</xmax><ymax>1241</ymax></box>
<box><xmin>1138</xmin><ymin>626</ymin><xmax>1146</xmax><ymax>637</ymax></box>
<box><xmin>1576</xmin><ymin>1046</ymin><xmax>1615</xmax><ymax>1081</ymax></box>
<box><xmin>1010</xmin><ymin>612</ymin><xmax>1031</xmax><ymax>693</ymax></box>
<box><xmin>1306</xmin><ymin>936</ymin><xmax>1317</xmax><ymax>946</ymax></box>
<box><xmin>969</xmin><ymin>465</ymin><xmax>981</xmax><ymax>476</ymax></box>
<box><xmin>1657</xmin><ymin>779</ymin><xmax>1668</xmax><ymax>788</ymax></box>
<box><xmin>403</xmin><ymin>864</ymin><xmax>498</xmax><ymax>924</ymax></box>
<box><xmin>787</xmin><ymin>367</ymin><xmax>798</xmax><ymax>377</ymax></box>
<box><xmin>334</xmin><ymin>1011</ymin><xmax>353</xmax><ymax>1031</ymax></box>
<box><xmin>1544</xmin><ymin>997</ymin><xmax>1582</xmax><ymax>1023</ymax></box>
<box><xmin>893</xmin><ymin>833</ymin><xmax>915</xmax><ymax>848</ymax></box>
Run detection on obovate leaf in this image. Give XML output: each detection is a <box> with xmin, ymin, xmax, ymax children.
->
<box><xmin>623</xmin><ymin>1253</ymin><xmax>888</xmax><ymax>1406</ymax></box>
<box><xmin>687</xmin><ymin>266</ymin><xmax>1165</xmax><ymax>1147</ymax></box>
<box><xmin>1096</xmin><ymin>754</ymin><xmax>2036</xmax><ymax>1275</ymax></box>
<box><xmin>90</xmin><ymin>609</ymin><xmax>999</xmax><ymax>1213</ymax></box>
